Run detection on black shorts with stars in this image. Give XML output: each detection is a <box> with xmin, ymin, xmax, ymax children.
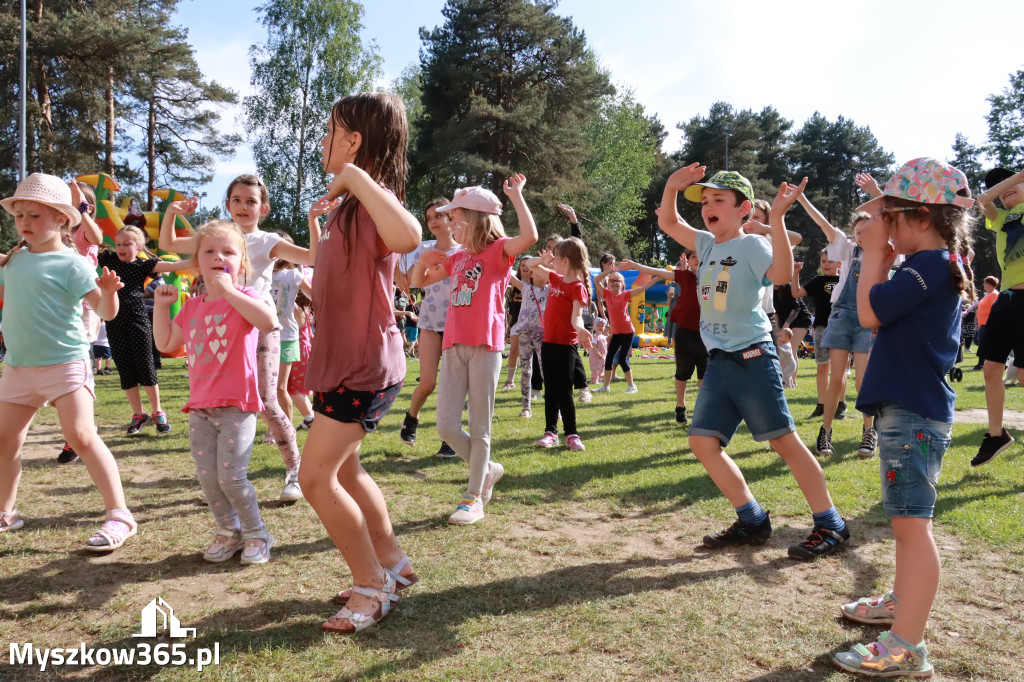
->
<box><xmin>313</xmin><ymin>381</ymin><xmax>403</xmax><ymax>433</ymax></box>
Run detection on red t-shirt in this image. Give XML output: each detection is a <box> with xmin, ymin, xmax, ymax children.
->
<box><xmin>669</xmin><ymin>269</ymin><xmax>700</xmax><ymax>332</ymax></box>
<box><xmin>543</xmin><ymin>272</ymin><xmax>588</xmax><ymax>345</ymax></box>
<box><xmin>306</xmin><ymin>197</ymin><xmax>407</xmax><ymax>392</ymax></box>
<box><xmin>603</xmin><ymin>289</ymin><xmax>633</xmax><ymax>334</ymax></box>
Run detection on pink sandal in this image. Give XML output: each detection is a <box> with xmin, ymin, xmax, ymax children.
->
<box><xmin>85</xmin><ymin>510</ymin><xmax>137</xmax><ymax>552</ymax></box>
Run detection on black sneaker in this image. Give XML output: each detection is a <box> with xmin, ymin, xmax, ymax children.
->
<box><xmin>808</xmin><ymin>403</ymin><xmax>824</xmax><ymax>418</ymax></box>
<box><xmin>399</xmin><ymin>412</ymin><xmax>418</xmax><ymax>446</ymax></box>
<box><xmin>971</xmin><ymin>429</ymin><xmax>1014</xmax><ymax>467</ymax></box>
<box><xmin>702</xmin><ymin>514</ymin><xmax>772</xmax><ymax>548</ymax></box>
<box><xmin>435</xmin><ymin>441</ymin><xmax>458</xmax><ymax>459</ymax></box>
<box><xmin>788</xmin><ymin>523</ymin><xmax>850</xmax><ymax>560</ymax></box>
<box><xmin>126</xmin><ymin>413</ymin><xmax>150</xmax><ymax>436</ymax></box>
<box><xmin>57</xmin><ymin>443</ymin><xmax>79</xmax><ymax>464</ymax></box>
<box><xmin>858</xmin><ymin>425</ymin><xmax>878</xmax><ymax>458</ymax></box>
<box><xmin>152</xmin><ymin>411</ymin><xmax>172</xmax><ymax>434</ymax></box>
<box><xmin>675</xmin><ymin>406</ymin><xmax>688</xmax><ymax>425</ymax></box>
<box><xmin>835</xmin><ymin>402</ymin><xmax>847</xmax><ymax>420</ymax></box>
<box><xmin>815</xmin><ymin>425</ymin><xmax>834</xmax><ymax>457</ymax></box>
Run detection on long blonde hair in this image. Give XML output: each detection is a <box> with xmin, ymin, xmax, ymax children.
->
<box><xmin>460</xmin><ymin>208</ymin><xmax>507</xmax><ymax>255</ymax></box>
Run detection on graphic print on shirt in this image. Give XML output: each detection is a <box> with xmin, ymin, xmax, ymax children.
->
<box><xmin>449</xmin><ymin>256</ymin><xmax>484</xmax><ymax>307</ymax></box>
<box><xmin>187</xmin><ymin>312</ymin><xmax>229</xmax><ymax>368</ymax></box>
<box><xmin>1002</xmin><ymin>212</ymin><xmax>1023</xmax><ymax>267</ymax></box>
<box><xmin>699</xmin><ymin>256</ymin><xmax>737</xmax><ymax>312</ymax></box>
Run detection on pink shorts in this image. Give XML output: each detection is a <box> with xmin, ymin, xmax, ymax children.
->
<box><xmin>0</xmin><ymin>359</ymin><xmax>96</xmax><ymax>408</ymax></box>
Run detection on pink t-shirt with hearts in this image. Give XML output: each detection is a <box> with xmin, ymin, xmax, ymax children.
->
<box><xmin>174</xmin><ymin>286</ymin><xmax>264</xmax><ymax>413</ymax></box>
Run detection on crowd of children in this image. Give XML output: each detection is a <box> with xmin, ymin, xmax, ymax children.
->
<box><xmin>1</xmin><ymin>87</ymin><xmax>1020</xmax><ymax>675</ymax></box>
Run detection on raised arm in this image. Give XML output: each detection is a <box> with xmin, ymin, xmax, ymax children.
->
<box><xmin>522</xmin><ymin>250</ymin><xmax>554</xmax><ymax>285</ymax></box>
<box><xmin>856</xmin><ymin>216</ymin><xmax>898</xmax><ymax>329</ymax></box>
<box><xmin>790</xmin><ymin>262</ymin><xmax>809</xmax><ymax>298</ymax></box>
<box><xmin>327</xmin><ymin>164</ymin><xmax>421</xmax><ymax>254</ymax></box>
<box><xmin>509</xmin><ymin>273</ymin><xmax>524</xmax><ymax>291</ymax></box>
<box><xmin>409</xmin><ymin>249</ymin><xmax>450</xmax><ymax>288</ymax></box>
<box><xmin>82</xmin><ymin>267</ymin><xmax>123</xmax><ymax>322</ymax></box>
<box><xmin>658</xmin><ymin>163</ymin><xmax>706</xmax><ymax>251</ymax></box>
<box><xmin>307</xmin><ymin>195</ymin><xmax>340</xmax><ymax>265</ymax></box>
<box><xmin>854</xmin><ymin>173</ymin><xmax>883</xmax><ymax>199</ymax></box>
<box><xmin>153</xmin><ymin>258</ymin><xmax>194</xmax><ymax>274</ymax></box>
<box><xmin>629</xmin><ymin>275</ymin><xmax>663</xmax><ymax>298</ymax></box>
<box><xmin>557</xmin><ymin>203</ymin><xmax>582</xmax><ymax>239</ymax></box>
<box><xmin>502</xmin><ymin>174</ymin><xmax>539</xmax><ymax>259</ymax></box>
<box><xmin>270</xmin><ymin>239</ymin><xmax>315</xmax><ymax>267</ymax></box>
<box><xmin>152</xmin><ymin>284</ymin><xmax>186</xmax><ymax>352</ymax></box>
<box><xmin>70</xmin><ymin>182</ymin><xmax>103</xmax><ymax>246</ymax></box>
<box><xmin>795</xmin><ymin>192</ymin><xmax>839</xmax><ymax>243</ymax></box>
<box><xmin>765</xmin><ymin>179</ymin><xmax>806</xmax><ymax>285</ymax></box>
<box><xmin>159</xmin><ymin>197</ymin><xmax>200</xmax><ymax>254</ymax></box>
<box><xmin>619</xmin><ymin>259</ymin><xmax>670</xmax><ymax>280</ymax></box>
<box><xmin>977</xmin><ymin>169</ymin><xmax>1024</xmax><ymax>221</ymax></box>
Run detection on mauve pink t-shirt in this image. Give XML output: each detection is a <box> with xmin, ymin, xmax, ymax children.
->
<box><xmin>174</xmin><ymin>287</ymin><xmax>263</xmax><ymax>413</ymax></box>
<box><xmin>442</xmin><ymin>237</ymin><xmax>513</xmax><ymax>352</ymax></box>
<box><xmin>305</xmin><ymin>198</ymin><xmax>407</xmax><ymax>393</ymax></box>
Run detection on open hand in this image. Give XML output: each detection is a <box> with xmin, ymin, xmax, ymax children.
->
<box><xmin>69</xmin><ymin>181</ymin><xmax>89</xmax><ymax>212</ymax></box>
<box><xmin>419</xmin><ymin>248</ymin><xmax>450</xmax><ymax>270</ymax></box>
<box><xmin>665</xmin><ymin>163</ymin><xmax>706</xmax><ymax>192</ymax></box>
<box><xmin>95</xmin><ymin>267</ymin><xmax>124</xmax><ymax>293</ymax></box>
<box><xmin>578</xmin><ymin>328</ymin><xmax>593</xmax><ymax>351</ymax></box>
<box><xmin>309</xmin><ymin>195</ymin><xmax>342</xmax><ymax>219</ymax></box>
<box><xmin>855</xmin><ymin>173</ymin><xmax>882</xmax><ymax>198</ymax></box>
<box><xmin>771</xmin><ymin>177</ymin><xmax>808</xmax><ymax>215</ymax></box>
<box><xmin>154</xmin><ymin>283</ymin><xmax>180</xmax><ymax>306</ymax></box>
<box><xmin>556</xmin><ymin>203</ymin><xmax>577</xmax><ymax>222</ymax></box>
<box><xmin>503</xmin><ymin>173</ymin><xmax>527</xmax><ymax>197</ymax></box>
<box><xmin>168</xmin><ymin>197</ymin><xmax>198</xmax><ymax>216</ymax></box>
<box><xmin>617</xmin><ymin>259</ymin><xmax>638</xmax><ymax>271</ymax></box>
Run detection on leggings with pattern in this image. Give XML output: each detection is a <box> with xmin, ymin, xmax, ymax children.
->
<box><xmin>257</xmin><ymin>329</ymin><xmax>300</xmax><ymax>470</ymax></box>
<box><xmin>518</xmin><ymin>327</ymin><xmax>544</xmax><ymax>410</ymax></box>
<box><xmin>189</xmin><ymin>407</ymin><xmax>266</xmax><ymax>534</ymax></box>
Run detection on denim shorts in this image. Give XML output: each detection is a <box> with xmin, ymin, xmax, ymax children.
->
<box><xmin>875</xmin><ymin>402</ymin><xmax>951</xmax><ymax>518</ymax></box>
<box><xmin>812</xmin><ymin>326</ymin><xmax>830</xmax><ymax>365</ymax></box>
<box><xmin>822</xmin><ymin>306</ymin><xmax>874</xmax><ymax>354</ymax></box>
<box><xmin>690</xmin><ymin>341</ymin><xmax>795</xmax><ymax>446</ymax></box>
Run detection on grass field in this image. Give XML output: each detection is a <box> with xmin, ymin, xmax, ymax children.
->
<box><xmin>0</xmin><ymin>347</ymin><xmax>1021</xmax><ymax>681</ymax></box>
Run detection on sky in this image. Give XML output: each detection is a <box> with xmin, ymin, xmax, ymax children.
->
<box><xmin>173</xmin><ymin>0</ymin><xmax>1024</xmax><ymax>207</ymax></box>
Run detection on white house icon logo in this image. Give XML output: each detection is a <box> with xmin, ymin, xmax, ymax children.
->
<box><xmin>132</xmin><ymin>597</ymin><xmax>196</xmax><ymax>638</ymax></box>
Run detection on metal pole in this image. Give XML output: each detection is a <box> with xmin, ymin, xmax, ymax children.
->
<box><xmin>724</xmin><ymin>133</ymin><xmax>730</xmax><ymax>172</ymax></box>
<box><xmin>19</xmin><ymin>0</ymin><xmax>27</xmax><ymax>181</ymax></box>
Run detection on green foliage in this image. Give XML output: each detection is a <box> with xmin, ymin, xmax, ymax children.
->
<box><xmin>985</xmin><ymin>69</ymin><xmax>1024</xmax><ymax>170</ymax></box>
<box><xmin>415</xmin><ymin>0</ymin><xmax>614</xmax><ymax>238</ymax></box>
<box><xmin>244</xmin><ymin>0</ymin><xmax>381</xmax><ymax>242</ymax></box>
<box><xmin>950</xmin><ymin>132</ymin><xmax>1000</xmax><ymax>285</ymax></box>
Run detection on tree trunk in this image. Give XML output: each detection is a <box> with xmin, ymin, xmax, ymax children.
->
<box><xmin>294</xmin><ymin>62</ymin><xmax>310</xmax><ymax>239</ymax></box>
<box><xmin>32</xmin><ymin>0</ymin><xmax>52</xmax><ymax>159</ymax></box>
<box><xmin>147</xmin><ymin>91</ymin><xmax>157</xmax><ymax>210</ymax></box>
<box><xmin>105</xmin><ymin>66</ymin><xmax>115</xmax><ymax>175</ymax></box>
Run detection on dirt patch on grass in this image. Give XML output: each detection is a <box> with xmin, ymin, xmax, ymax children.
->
<box><xmin>956</xmin><ymin>408</ymin><xmax>1024</xmax><ymax>429</ymax></box>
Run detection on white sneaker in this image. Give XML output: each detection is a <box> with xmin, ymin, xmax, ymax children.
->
<box><xmin>448</xmin><ymin>495</ymin><xmax>484</xmax><ymax>525</ymax></box>
<box><xmin>578</xmin><ymin>387</ymin><xmax>592</xmax><ymax>404</ymax></box>
<box><xmin>592</xmin><ymin>385</ymin><xmax>610</xmax><ymax>393</ymax></box>
<box><xmin>239</xmin><ymin>532</ymin><xmax>274</xmax><ymax>565</ymax></box>
<box><xmin>481</xmin><ymin>461</ymin><xmax>504</xmax><ymax>505</ymax></box>
<box><xmin>625</xmin><ymin>384</ymin><xmax>639</xmax><ymax>394</ymax></box>
<box><xmin>203</xmin><ymin>529</ymin><xmax>244</xmax><ymax>563</ymax></box>
<box><xmin>531</xmin><ymin>390</ymin><xmax>541</xmax><ymax>401</ymax></box>
<box><xmin>280</xmin><ymin>468</ymin><xmax>303</xmax><ymax>502</ymax></box>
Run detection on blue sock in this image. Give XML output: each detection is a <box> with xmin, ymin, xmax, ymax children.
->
<box><xmin>735</xmin><ymin>499</ymin><xmax>768</xmax><ymax>525</ymax></box>
<box><xmin>812</xmin><ymin>506</ymin><xmax>845</xmax><ymax>531</ymax></box>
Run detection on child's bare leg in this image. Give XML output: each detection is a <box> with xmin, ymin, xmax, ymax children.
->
<box><xmin>768</xmin><ymin>431</ymin><xmax>834</xmax><ymax>513</ymax></box>
<box><xmin>408</xmin><ymin>330</ymin><xmax>441</xmax><ymax>419</ymax></box>
<box><xmin>278</xmin><ymin>362</ymin><xmax>294</xmax><ymax>424</ymax></box>
<box><xmin>984</xmin><ymin>360</ymin><xmax>1006</xmax><ymax>435</ymax></box>
<box><xmin>890</xmin><ymin>517</ymin><xmax>939</xmax><ymax>645</ymax></box>
<box><xmin>0</xmin><ymin>402</ymin><xmax>36</xmax><ymax>511</ymax></box>
<box><xmin>815</xmin><ymin>363</ymin><xmax>829</xmax><ymax>404</ymax></box>
<box><xmin>505</xmin><ymin>334</ymin><xmax>519</xmax><ymax>384</ymax></box>
<box><xmin>822</xmin><ymin>351</ymin><xmax>850</xmax><ymax>429</ymax></box>
<box><xmin>142</xmin><ymin>384</ymin><xmax>163</xmax><ymax>415</ymax></box>
<box><xmin>292</xmin><ymin>393</ymin><xmax>313</xmax><ymax>420</ymax></box>
<box><xmin>688</xmin><ymin>434</ymin><xmax>753</xmax><ymax>507</ymax></box>
<box><xmin>852</xmin><ymin>352</ymin><xmax>874</xmax><ymax>427</ymax></box>
<box><xmin>124</xmin><ymin>386</ymin><xmax>144</xmax><ymax>415</ymax></box>
<box><xmin>624</xmin><ymin>369</ymin><xmax>634</xmax><ymax>387</ymax></box>
<box><xmin>299</xmin><ymin>418</ymin><xmax>389</xmax><ymax>616</ymax></box>
<box><xmin>54</xmin><ymin>388</ymin><xmax>127</xmax><ymax>510</ymax></box>
<box><xmin>337</xmin><ymin>446</ymin><xmax>410</xmax><ymax>576</ymax></box>
<box><xmin>675</xmin><ymin>379</ymin><xmax>687</xmax><ymax>408</ymax></box>
<box><xmin>602</xmin><ymin>368</ymin><xmax>612</xmax><ymax>388</ymax></box>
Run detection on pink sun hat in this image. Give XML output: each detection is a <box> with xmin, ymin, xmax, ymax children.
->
<box><xmin>0</xmin><ymin>173</ymin><xmax>82</xmax><ymax>228</ymax></box>
<box><xmin>858</xmin><ymin>157</ymin><xmax>975</xmax><ymax>213</ymax></box>
<box><xmin>437</xmin><ymin>186</ymin><xmax>503</xmax><ymax>216</ymax></box>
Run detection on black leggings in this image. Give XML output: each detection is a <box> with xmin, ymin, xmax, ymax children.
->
<box><xmin>532</xmin><ymin>344</ymin><xmax>587</xmax><ymax>391</ymax></box>
<box><xmin>605</xmin><ymin>333</ymin><xmax>634</xmax><ymax>372</ymax></box>
<box><xmin>541</xmin><ymin>342</ymin><xmax>580</xmax><ymax>435</ymax></box>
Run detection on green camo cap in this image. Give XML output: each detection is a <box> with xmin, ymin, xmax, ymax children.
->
<box><xmin>683</xmin><ymin>171</ymin><xmax>754</xmax><ymax>204</ymax></box>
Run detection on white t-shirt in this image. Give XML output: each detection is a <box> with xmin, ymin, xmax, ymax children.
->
<box><xmin>270</xmin><ymin>269</ymin><xmax>306</xmax><ymax>341</ymax></box>
<box><xmin>400</xmin><ymin>239</ymin><xmax>461</xmax><ymax>333</ymax></box>
<box><xmin>243</xmin><ymin>230</ymin><xmax>283</xmax><ymax>328</ymax></box>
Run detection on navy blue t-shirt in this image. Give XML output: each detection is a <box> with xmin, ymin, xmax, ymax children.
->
<box><xmin>856</xmin><ymin>249</ymin><xmax>961</xmax><ymax>422</ymax></box>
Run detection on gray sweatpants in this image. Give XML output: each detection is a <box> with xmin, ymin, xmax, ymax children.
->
<box><xmin>189</xmin><ymin>407</ymin><xmax>266</xmax><ymax>534</ymax></box>
<box><xmin>436</xmin><ymin>344</ymin><xmax>502</xmax><ymax>496</ymax></box>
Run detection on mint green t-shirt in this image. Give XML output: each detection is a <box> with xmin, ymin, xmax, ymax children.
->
<box><xmin>694</xmin><ymin>230</ymin><xmax>774</xmax><ymax>352</ymax></box>
<box><xmin>986</xmin><ymin>201</ymin><xmax>1024</xmax><ymax>289</ymax></box>
<box><xmin>0</xmin><ymin>248</ymin><xmax>98</xmax><ymax>366</ymax></box>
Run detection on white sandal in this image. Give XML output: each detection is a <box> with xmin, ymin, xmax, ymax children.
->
<box><xmin>321</xmin><ymin>573</ymin><xmax>400</xmax><ymax>634</ymax></box>
<box><xmin>333</xmin><ymin>554</ymin><xmax>418</xmax><ymax>604</ymax></box>
<box><xmin>85</xmin><ymin>510</ymin><xmax>137</xmax><ymax>552</ymax></box>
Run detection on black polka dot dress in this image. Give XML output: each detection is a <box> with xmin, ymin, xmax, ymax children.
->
<box><xmin>98</xmin><ymin>251</ymin><xmax>159</xmax><ymax>390</ymax></box>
